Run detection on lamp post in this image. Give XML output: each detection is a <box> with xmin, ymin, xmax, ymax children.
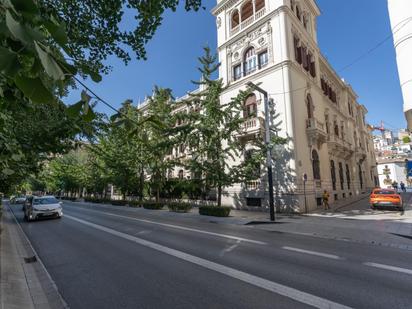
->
<box><xmin>247</xmin><ymin>82</ymin><xmax>275</xmax><ymax>221</ymax></box>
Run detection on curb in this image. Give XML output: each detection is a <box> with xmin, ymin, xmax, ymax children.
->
<box><xmin>7</xmin><ymin>203</ymin><xmax>69</xmax><ymax>309</ymax></box>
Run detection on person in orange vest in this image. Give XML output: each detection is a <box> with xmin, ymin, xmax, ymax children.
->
<box><xmin>322</xmin><ymin>190</ymin><xmax>330</xmax><ymax>210</ymax></box>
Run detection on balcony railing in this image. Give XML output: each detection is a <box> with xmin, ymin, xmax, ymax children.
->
<box><xmin>306</xmin><ymin>118</ymin><xmax>325</xmax><ymax>131</ymax></box>
<box><xmin>245</xmin><ymin>180</ymin><xmax>261</xmax><ymax>190</ymax></box>
<box><xmin>230</xmin><ymin>8</ymin><xmax>266</xmax><ymax>37</ymax></box>
<box><xmin>240</xmin><ymin>116</ymin><xmax>263</xmax><ymax>136</ymax></box>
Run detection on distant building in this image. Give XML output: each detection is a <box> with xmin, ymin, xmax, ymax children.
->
<box><xmin>377</xmin><ymin>158</ymin><xmax>409</xmax><ymax>187</ymax></box>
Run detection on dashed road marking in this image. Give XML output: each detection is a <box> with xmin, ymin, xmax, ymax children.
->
<box><xmin>282</xmin><ymin>246</ymin><xmax>342</xmax><ymax>260</ymax></box>
<box><xmin>363</xmin><ymin>262</ymin><xmax>412</xmax><ymax>275</ymax></box>
<box><xmin>65</xmin><ymin>214</ymin><xmax>352</xmax><ymax>309</ymax></box>
<box><xmin>66</xmin><ymin>207</ymin><xmax>266</xmax><ymax>245</ymax></box>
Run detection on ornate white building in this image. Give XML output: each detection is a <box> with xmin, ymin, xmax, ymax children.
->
<box><xmin>388</xmin><ymin>0</ymin><xmax>412</xmax><ymax>131</ymax></box>
<box><xmin>141</xmin><ymin>0</ymin><xmax>378</xmax><ymax>212</ymax></box>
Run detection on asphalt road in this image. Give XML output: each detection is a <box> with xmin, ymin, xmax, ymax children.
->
<box><xmin>9</xmin><ymin>201</ymin><xmax>412</xmax><ymax>309</ymax></box>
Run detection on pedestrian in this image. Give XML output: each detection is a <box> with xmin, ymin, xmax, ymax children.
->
<box><xmin>392</xmin><ymin>181</ymin><xmax>398</xmax><ymax>192</ymax></box>
<box><xmin>400</xmin><ymin>181</ymin><xmax>406</xmax><ymax>192</ymax></box>
<box><xmin>322</xmin><ymin>190</ymin><xmax>330</xmax><ymax>210</ymax></box>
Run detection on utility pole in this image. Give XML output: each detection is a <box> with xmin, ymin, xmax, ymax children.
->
<box><xmin>247</xmin><ymin>82</ymin><xmax>275</xmax><ymax>221</ymax></box>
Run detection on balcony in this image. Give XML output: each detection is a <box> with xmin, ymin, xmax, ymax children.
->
<box><xmin>238</xmin><ymin>116</ymin><xmax>264</xmax><ymax>138</ymax></box>
<box><xmin>327</xmin><ymin>134</ymin><xmax>354</xmax><ymax>159</ymax></box>
<box><xmin>354</xmin><ymin>145</ymin><xmax>367</xmax><ymax>161</ymax></box>
<box><xmin>243</xmin><ymin>179</ymin><xmax>265</xmax><ymax>198</ymax></box>
<box><xmin>306</xmin><ymin>118</ymin><xmax>327</xmax><ymax>146</ymax></box>
<box><xmin>229</xmin><ymin>8</ymin><xmax>266</xmax><ymax>37</ymax></box>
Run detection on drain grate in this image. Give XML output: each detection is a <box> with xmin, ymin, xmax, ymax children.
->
<box><xmin>24</xmin><ymin>256</ymin><xmax>37</xmax><ymax>263</ymax></box>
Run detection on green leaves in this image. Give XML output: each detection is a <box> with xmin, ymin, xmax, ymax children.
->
<box><xmin>10</xmin><ymin>0</ymin><xmax>39</xmax><ymax>16</ymax></box>
<box><xmin>5</xmin><ymin>11</ymin><xmax>44</xmax><ymax>45</ymax></box>
<box><xmin>34</xmin><ymin>42</ymin><xmax>65</xmax><ymax>80</ymax></box>
<box><xmin>43</xmin><ymin>20</ymin><xmax>68</xmax><ymax>46</ymax></box>
<box><xmin>0</xmin><ymin>47</ymin><xmax>20</xmax><ymax>76</ymax></box>
<box><xmin>66</xmin><ymin>90</ymin><xmax>95</xmax><ymax>121</ymax></box>
<box><xmin>80</xmin><ymin>65</ymin><xmax>102</xmax><ymax>83</ymax></box>
<box><xmin>14</xmin><ymin>76</ymin><xmax>54</xmax><ymax>104</ymax></box>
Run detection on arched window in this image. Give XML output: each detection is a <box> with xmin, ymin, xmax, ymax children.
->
<box><xmin>244</xmin><ymin>93</ymin><xmax>257</xmax><ymax>118</ymax></box>
<box><xmin>178</xmin><ymin>170</ymin><xmax>184</xmax><ymax>179</ymax></box>
<box><xmin>231</xmin><ymin>9</ymin><xmax>240</xmax><ymax>29</ymax></box>
<box><xmin>255</xmin><ymin>0</ymin><xmax>265</xmax><ymax>12</ymax></box>
<box><xmin>345</xmin><ymin>164</ymin><xmax>351</xmax><ymax>189</ymax></box>
<box><xmin>330</xmin><ymin>160</ymin><xmax>336</xmax><ymax>190</ymax></box>
<box><xmin>243</xmin><ymin>47</ymin><xmax>257</xmax><ymax>75</ymax></box>
<box><xmin>338</xmin><ymin>162</ymin><xmax>344</xmax><ymax>190</ymax></box>
<box><xmin>312</xmin><ymin>150</ymin><xmax>321</xmax><ymax>180</ymax></box>
<box><xmin>241</xmin><ymin>0</ymin><xmax>254</xmax><ymax>22</ymax></box>
<box><xmin>306</xmin><ymin>94</ymin><xmax>313</xmax><ymax>119</ymax></box>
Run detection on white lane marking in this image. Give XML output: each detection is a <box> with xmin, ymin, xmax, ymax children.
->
<box><xmin>282</xmin><ymin>246</ymin><xmax>341</xmax><ymax>260</ymax></box>
<box><xmin>66</xmin><ymin>206</ymin><xmax>266</xmax><ymax>245</ymax></box>
<box><xmin>220</xmin><ymin>239</ymin><xmax>241</xmax><ymax>257</ymax></box>
<box><xmin>363</xmin><ymin>262</ymin><xmax>412</xmax><ymax>275</ymax></box>
<box><xmin>65</xmin><ymin>214</ymin><xmax>351</xmax><ymax>309</ymax></box>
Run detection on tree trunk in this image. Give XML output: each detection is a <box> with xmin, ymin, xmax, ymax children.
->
<box><xmin>139</xmin><ymin>168</ymin><xmax>144</xmax><ymax>201</ymax></box>
<box><xmin>217</xmin><ymin>185</ymin><xmax>222</xmax><ymax>207</ymax></box>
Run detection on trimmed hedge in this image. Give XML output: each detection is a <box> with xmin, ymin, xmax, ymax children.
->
<box><xmin>142</xmin><ymin>202</ymin><xmax>164</xmax><ymax>210</ymax></box>
<box><xmin>199</xmin><ymin>206</ymin><xmax>231</xmax><ymax>217</ymax></box>
<box><xmin>111</xmin><ymin>200</ymin><xmax>128</xmax><ymax>206</ymax></box>
<box><xmin>84</xmin><ymin>197</ymin><xmax>110</xmax><ymax>204</ymax></box>
<box><xmin>60</xmin><ymin>196</ymin><xmax>77</xmax><ymax>201</ymax></box>
<box><xmin>128</xmin><ymin>200</ymin><xmax>142</xmax><ymax>208</ymax></box>
<box><xmin>167</xmin><ymin>202</ymin><xmax>192</xmax><ymax>213</ymax></box>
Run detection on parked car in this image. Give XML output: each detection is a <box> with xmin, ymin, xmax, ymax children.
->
<box><xmin>24</xmin><ymin>195</ymin><xmax>63</xmax><ymax>221</ymax></box>
<box><xmin>11</xmin><ymin>196</ymin><xmax>26</xmax><ymax>204</ymax></box>
<box><xmin>369</xmin><ymin>188</ymin><xmax>403</xmax><ymax>211</ymax></box>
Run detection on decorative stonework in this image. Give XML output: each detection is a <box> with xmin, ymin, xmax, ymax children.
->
<box><xmin>216</xmin><ymin>17</ymin><xmax>222</xmax><ymax>28</ymax></box>
<box><xmin>229</xmin><ymin>23</ymin><xmax>270</xmax><ymax>60</ymax></box>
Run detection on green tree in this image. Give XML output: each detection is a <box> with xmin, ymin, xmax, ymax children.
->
<box><xmin>94</xmin><ymin>100</ymin><xmax>146</xmax><ymax>199</ymax></box>
<box><xmin>184</xmin><ymin>47</ymin><xmax>263</xmax><ymax>207</ymax></box>
<box><xmin>402</xmin><ymin>136</ymin><xmax>411</xmax><ymax>144</ymax></box>
<box><xmin>145</xmin><ymin>87</ymin><xmax>179</xmax><ymax>201</ymax></box>
<box><xmin>0</xmin><ymin>0</ymin><xmax>203</xmax><ymax>193</ymax></box>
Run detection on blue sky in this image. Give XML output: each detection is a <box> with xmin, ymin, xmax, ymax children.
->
<box><xmin>65</xmin><ymin>0</ymin><xmax>405</xmax><ymax>131</ymax></box>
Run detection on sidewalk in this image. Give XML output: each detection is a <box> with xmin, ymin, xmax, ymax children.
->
<box><xmin>0</xmin><ymin>202</ymin><xmax>67</xmax><ymax>309</ymax></box>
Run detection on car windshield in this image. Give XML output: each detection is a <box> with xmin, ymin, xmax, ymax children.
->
<box><xmin>374</xmin><ymin>190</ymin><xmax>395</xmax><ymax>195</ymax></box>
<box><xmin>33</xmin><ymin>197</ymin><xmax>59</xmax><ymax>205</ymax></box>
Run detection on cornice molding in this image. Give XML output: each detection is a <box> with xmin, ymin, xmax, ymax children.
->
<box><xmin>212</xmin><ymin>0</ymin><xmax>240</xmax><ymax>16</ymax></box>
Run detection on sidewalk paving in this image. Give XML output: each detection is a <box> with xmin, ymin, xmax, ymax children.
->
<box><xmin>0</xmin><ymin>202</ymin><xmax>67</xmax><ymax>309</ymax></box>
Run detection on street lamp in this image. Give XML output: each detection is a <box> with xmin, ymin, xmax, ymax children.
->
<box><xmin>247</xmin><ymin>82</ymin><xmax>275</xmax><ymax>221</ymax></box>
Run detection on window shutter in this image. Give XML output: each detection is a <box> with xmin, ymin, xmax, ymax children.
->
<box><xmin>297</xmin><ymin>46</ymin><xmax>302</xmax><ymax>64</ymax></box>
<box><xmin>294</xmin><ymin>37</ymin><xmax>299</xmax><ymax>62</ymax></box>
<box><xmin>304</xmin><ymin>52</ymin><xmax>310</xmax><ymax>71</ymax></box>
<box><xmin>302</xmin><ymin>47</ymin><xmax>307</xmax><ymax>68</ymax></box>
<box><xmin>310</xmin><ymin>61</ymin><xmax>316</xmax><ymax>77</ymax></box>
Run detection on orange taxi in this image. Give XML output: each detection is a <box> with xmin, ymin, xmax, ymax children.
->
<box><xmin>369</xmin><ymin>188</ymin><xmax>403</xmax><ymax>211</ymax></box>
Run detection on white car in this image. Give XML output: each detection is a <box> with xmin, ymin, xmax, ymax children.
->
<box><xmin>12</xmin><ymin>196</ymin><xmax>27</xmax><ymax>204</ymax></box>
<box><xmin>24</xmin><ymin>196</ymin><xmax>63</xmax><ymax>221</ymax></box>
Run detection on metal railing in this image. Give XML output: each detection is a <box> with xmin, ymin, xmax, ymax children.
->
<box><xmin>230</xmin><ymin>8</ymin><xmax>266</xmax><ymax>37</ymax></box>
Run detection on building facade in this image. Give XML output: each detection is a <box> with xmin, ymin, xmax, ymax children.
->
<box><xmin>387</xmin><ymin>0</ymin><xmax>412</xmax><ymax>131</ymax></box>
<box><xmin>141</xmin><ymin>0</ymin><xmax>378</xmax><ymax>212</ymax></box>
